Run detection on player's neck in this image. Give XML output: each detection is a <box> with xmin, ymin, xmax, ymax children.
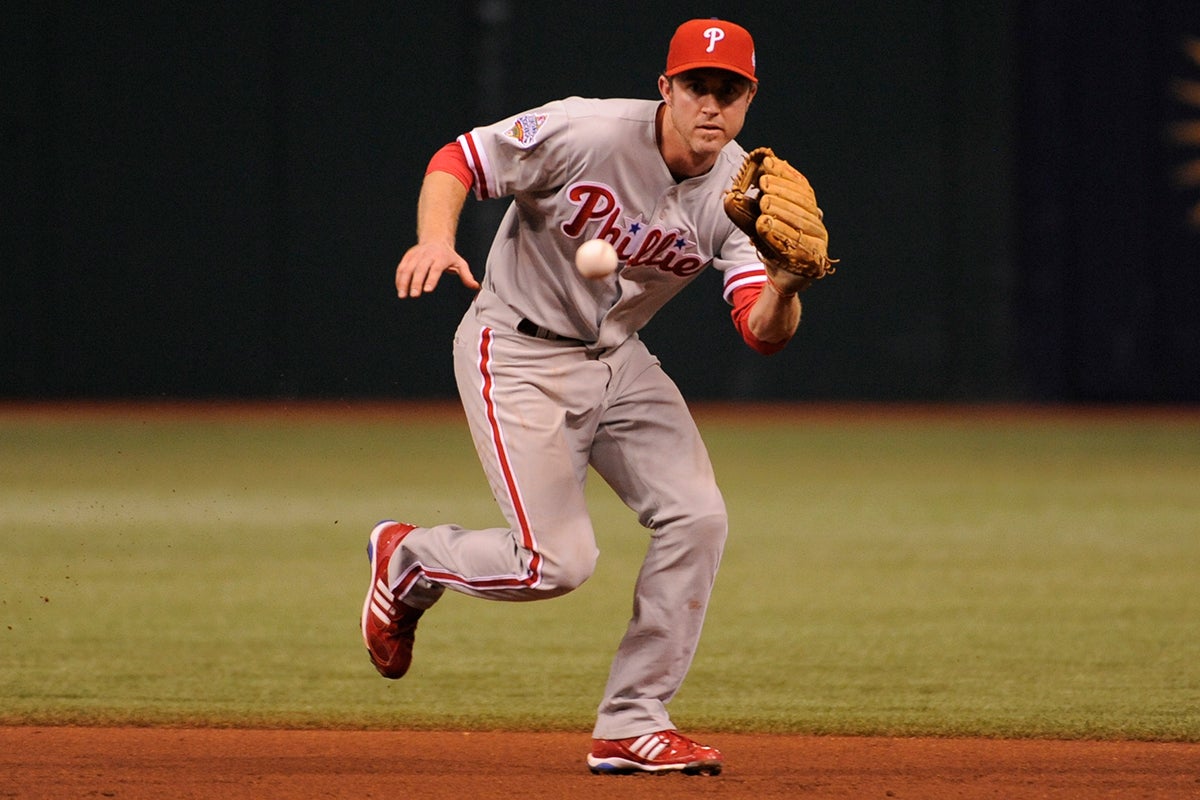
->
<box><xmin>655</xmin><ymin>103</ymin><xmax>717</xmax><ymax>181</ymax></box>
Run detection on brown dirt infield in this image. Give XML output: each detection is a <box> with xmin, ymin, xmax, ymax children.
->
<box><xmin>3</xmin><ymin>727</ymin><xmax>1199</xmax><ymax>799</ymax></box>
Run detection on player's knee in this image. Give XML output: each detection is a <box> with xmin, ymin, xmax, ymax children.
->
<box><xmin>655</xmin><ymin>499</ymin><xmax>728</xmax><ymax>544</ymax></box>
<box><xmin>542</xmin><ymin>544</ymin><xmax>599</xmax><ymax>593</ymax></box>
<box><xmin>688</xmin><ymin>510</ymin><xmax>729</xmax><ymax>551</ymax></box>
<box><xmin>652</xmin><ymin>509</ymin><xmax>728</xmax><ymax>566</ymax></box>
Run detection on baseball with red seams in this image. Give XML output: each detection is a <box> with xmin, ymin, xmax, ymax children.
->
<box><xmin>575</xmin><ymin>238</ymin><xmax>619</xmax><ymax>279</ymax></box>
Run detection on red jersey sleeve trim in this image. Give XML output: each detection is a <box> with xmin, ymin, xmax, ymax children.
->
<box><xmin>425</xmin><ymin>141</ymin><xmax>474</xmax><ymax>192</ymax></box>
<box><xmin>457</xmin><ymin>132</ymin><xmax>493</xmax><ymax>199</ymax></box>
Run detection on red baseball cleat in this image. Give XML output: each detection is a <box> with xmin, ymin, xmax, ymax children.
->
<box><xmin>361</xmin><ymin>520</ymin><xmax>423</xmax><ymax>679</ymax></box>
<box><xmin>587</xmin><ymin>730</ymin><xmax>723</xmax><ymax>775</ymax></box>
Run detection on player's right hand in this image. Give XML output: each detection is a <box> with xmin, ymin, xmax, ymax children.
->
<box><xmin>395</xmin><ymin>241</ymin><xmax>480</xmax><ymax>298</ymax></box>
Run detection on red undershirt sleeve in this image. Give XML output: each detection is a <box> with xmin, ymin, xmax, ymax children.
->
<box><xmin>425</xmin><ymin>141</ymin><xmax>474</xmax><ymax>191</ymax></box>
<box><xmin>729</xmin><ymin>283</ymin><xmax>789</xmax><ymax>355</ymax></box>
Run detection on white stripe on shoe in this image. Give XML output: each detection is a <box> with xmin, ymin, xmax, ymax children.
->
<box><xmin>370</xmin><ymin>579</ymin><xmax>394</xmax><ymax>624</ymax></box>
<box><xmin>629</xmin><ymin>733</ymin><xmax>670</xmax><ymax>762</ymax></box>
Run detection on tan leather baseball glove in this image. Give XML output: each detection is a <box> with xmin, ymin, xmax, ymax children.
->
<box><xmin>724</xmin><ymin>147</ymin><xmax>838</xmax><ymax>294</ymax></box>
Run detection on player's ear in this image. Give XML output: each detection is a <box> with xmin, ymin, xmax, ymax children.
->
<box><xmin>657</xmin><ymin>74</ymin><xmax>672</xmax><ymax>104</ymax></box>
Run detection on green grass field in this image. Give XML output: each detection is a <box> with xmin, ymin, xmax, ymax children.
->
<box><xmin>2</xmin><ymin>403</ymin><xmax>1198</xmax><ymax>741</ymax></box>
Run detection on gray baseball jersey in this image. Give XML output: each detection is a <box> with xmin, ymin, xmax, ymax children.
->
<box><xmin>458</xmin><ymin>96</ymin><xmax>764</xmax><ymax>348</ymax></box>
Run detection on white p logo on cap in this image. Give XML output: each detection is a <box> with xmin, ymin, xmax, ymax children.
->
<box><xmin>703</xmin><ymin>26</ymin><xmax>725</xmax><ymax>53</ymax></box>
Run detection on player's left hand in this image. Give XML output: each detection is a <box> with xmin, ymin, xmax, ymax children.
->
<box><xmin>724</xmin><ymin>147</ymin><xmax>838</xmax><ymax>293</ymax></box>
<box><xmin>763</xmin><ymin>261</ymin><xmax>813</xmax><ymax>296</ymax></box>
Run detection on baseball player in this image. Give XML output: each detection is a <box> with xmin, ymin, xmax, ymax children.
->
<box><xmin>362</xmin><ymin>18</ymin><xmax>833</xmax><ymax>775</ymax></box>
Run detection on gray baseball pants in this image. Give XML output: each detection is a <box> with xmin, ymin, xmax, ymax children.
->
<box><xmin>389</xmin><ymin>292</ymin><xmax>728</xmax><ymax>740</ymax></box>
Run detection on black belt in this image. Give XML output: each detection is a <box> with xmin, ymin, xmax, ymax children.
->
<box><xmin>516</xmin><ymin>318</ymin><xmax>581</xmax><ymax>342</ymax></box>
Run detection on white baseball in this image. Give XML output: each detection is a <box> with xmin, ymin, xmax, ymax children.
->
<box><xmin>574</xmin><ymin>238</ymin><xmax>619</xmax><ymax>279</ymax></box>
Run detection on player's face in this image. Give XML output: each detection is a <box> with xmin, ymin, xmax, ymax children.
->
<box><xmin>659</xmin><ymin>69</ymin><xmax>756</xmax><ymax>167</ymax></box>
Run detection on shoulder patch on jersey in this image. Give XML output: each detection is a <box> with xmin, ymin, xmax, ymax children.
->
<box><xmin>503</xmin><ymin>113</ymin><xmax>548</xmax><ymax>148</ymax></box>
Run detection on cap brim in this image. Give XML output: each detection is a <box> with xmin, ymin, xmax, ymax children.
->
<box><xmin>665</xmin><ymin>60</ymin><xmax>757</xmax><ymax>83</ymax></box>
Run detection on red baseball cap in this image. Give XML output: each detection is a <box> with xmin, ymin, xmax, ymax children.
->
<box><xmin>664</xmin><ymin>18</ymin><xmax>757</xmax><ymax>83</ymax></box>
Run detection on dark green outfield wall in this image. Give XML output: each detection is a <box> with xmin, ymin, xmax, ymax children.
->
<box><xmin>4</xmin><ymin>2</ymin><xmax>1197</xmax><ymax>401</ymax></box>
